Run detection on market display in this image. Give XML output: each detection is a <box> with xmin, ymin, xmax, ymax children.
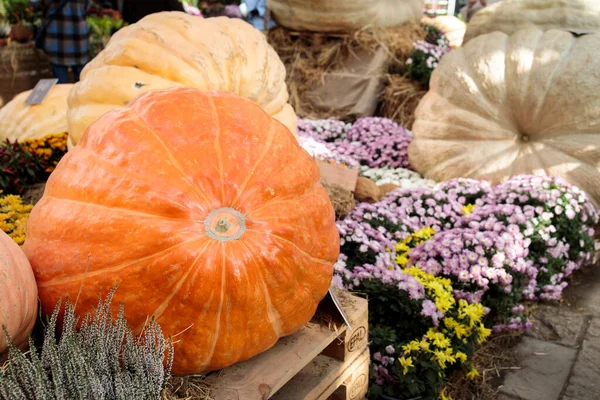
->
<box><xmin>409</xmin><ymin>28</ymin><xmax>600</xmax><ymax>207</ymax></box>
<box><xmin>463</xmin><ymin>0</ymin><xmax>600</xmax><ymax>43</ymax></box>
<box><xmin>67</xmin><ymin>11</ymin><xmax>297</xmax><ymax>147</ymax></box>
<box><xmin>1</xmin><ymin>1</ymin><xmax>600</xmax><ymax>399</ymax></box>
<box><xmin>24</xmin><ymin>87</ymin><xmax>338</xmax><ymax>374</ymax></box>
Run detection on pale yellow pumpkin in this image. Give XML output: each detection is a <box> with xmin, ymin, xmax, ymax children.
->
<box><xmin>409</xmin><ymin>28</ymin><xmax>600</xmax><ymax>206</ymax></box>
<box><xmin>268</xmin><ymin>0</ymin><xmax>425</xmax><ymax>33</ymax></box>
<box><xmin>421</xmin><ymin>16</ymin><xmax>466</xmax><ymax>49</ymax></box>
<box><xmin>0</xmin><ymin>84</ymin><xmax>72</xmax><ymax>141</ymax></box>
<box><xmin>67</xmin><ymin>12</ymin><xmax>297</xmax><ymax>147</ymax></box>
<box><xmin>464</xmin><ymin>0</ymin><xmax>600</xmax><ymax>44</ymax></box>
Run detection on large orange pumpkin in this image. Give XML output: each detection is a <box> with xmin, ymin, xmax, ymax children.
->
<box><xmin>23</xmin><ymin>87</ymin><xmax>339</xmax><ymax>374</ymax></box>
<box><xmin>0</xmin><ymin>231</ymin><xmax>38</xmax><ymax>356</ymax></box>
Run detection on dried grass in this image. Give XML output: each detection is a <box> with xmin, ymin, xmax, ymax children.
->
<box><xmin>321</xmin><ymin>182</ymin><xmax>356</xmax><ymax>220</ymax></box>
<box><xmin>443</xmin><ymin>332</ymin><xmax>523</xmax><ymax>400</ymax></box>
<box><xmin>162</xmin><ymin>375</ymin><xmax>213</xmax><ymax>400</ymax></box>
<box><xmin>267</xmin><ymin>23</ymin><xmax>427</xmax><ymax>120</ymax></box>
<box><xmin>379</xmin><ymin>74</ymin><xmax>427</xmax><ymax>130</ymax></box>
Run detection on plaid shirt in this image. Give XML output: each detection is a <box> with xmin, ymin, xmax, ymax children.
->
<box><xmin>32</xmin><ymin>0</ymin><xmax>90</xmax><ymax>66</ymax></box>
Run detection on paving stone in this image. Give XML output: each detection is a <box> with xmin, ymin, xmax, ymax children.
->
<box><xmin>563</xmin><ymin>264</ymin><xmax>600</xmax><ymax>317</ymax></box>
<box><xmin>499</xmin><ymin>337</ymin><xmax>576</xmax><ymax>400</ymax></box>
<box><xmin>496</xmin><ymin>394</ymin><xmax>520</xmax><ymax>400</ymax></box>
<box><xmin>561</xmin><ymin>318</ymin><xmax>600</xmax><ymax>400</ymax></box>
<box><xmin>527</xmin><ymin>304</ymin><xmax>588</xmax><ymax>348</ymax></box>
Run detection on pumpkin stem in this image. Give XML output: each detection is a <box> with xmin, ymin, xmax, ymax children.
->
<box><xmin>215</xmin><ymin>218</ymin><xmax>231</xmax><ymax>233</ymax></box>
<box><xmin>204</xmin><ymin>207</ymin><xmax>246</xmax><ymax>242</ymax></box>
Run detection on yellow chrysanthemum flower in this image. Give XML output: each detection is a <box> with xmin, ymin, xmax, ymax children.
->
<box><xmin>466</xmin><ymin>367</ymin><xmax>480</xmax><ymax>380</ymax></box>
<box><xmin>399</xmin><ymin>356</ymin><xmax>414</xmax><ymax>375</ymax></box>
<box><xmin>402</xmin><ymin>341</ymin><xmax>421</xmax><ymax>354</ymax></box>
<box><xmin>462</xmin><ymin>203</ymin><xmax>475</xmax><ymax>215</ymax></box>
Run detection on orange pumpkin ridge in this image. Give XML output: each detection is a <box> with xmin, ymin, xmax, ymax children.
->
<box><xmin>24</xmin><ymin>87</ymin><xmax>339</xmax><ymax>375</ymax></box>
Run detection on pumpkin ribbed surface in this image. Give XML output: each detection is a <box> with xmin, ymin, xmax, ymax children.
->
<box><xmin>464</xmin><ymin>0</ymin><xmax>600</xmax><ymax>44</ymax></box>
<box><xmin>66</xmin><ymin>12</ymin><xmax>297</xmax><ymax>148</ymax></box>
<box><xmin>268</xmin><ymin>0</ymin><xmax>424</xmax><ymax>33</ymax></box>
<box><xmin>0</xmin><ymin>231</ymin><xmax>38</xmax><ymax>355</ymax></box>
<box><xmin>24</xmin><ymin>87</ymin><xmax>338</xmax><ymax>374</ymax></box>
<box><xmin>0</xmin><ymin>84</ymin><xmax>72</xmax><ymax>141</ymax></box>
<box><xmin>409</xmin><ymin>28</ymin><xmax>600</xmax><ymax>207</ymax></box>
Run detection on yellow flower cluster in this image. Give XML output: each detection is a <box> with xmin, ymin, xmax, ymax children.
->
<box><xmin>461</xmin><ymin>203</ymin><xmax>475</xmax><ymax>215</ymax></box>
<box><xmin>395</xmin><ymin>226</ymin><xmax>436</xmax><ymax>267</ymax></box>
<box><xmin>20</xmin><ymin>132</ymin><xmax>68</xmax><ymax>173</ymax></box>
<box><xmin>397</xmin><ymin>266</ymin><xmax>491</xmax><ymax>376</ymax></box>
<box><xmin>0</xmin><ymin>192</ymin><xmax>33</xmax><ymax>245</ymax></box>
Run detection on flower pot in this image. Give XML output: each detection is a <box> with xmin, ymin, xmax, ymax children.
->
<box><xmin>10</xmin><ymin>23</ymin><xmax>33</xmax><ymax>42</ymax></box>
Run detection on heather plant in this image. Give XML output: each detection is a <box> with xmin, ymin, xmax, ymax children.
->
<box><xmin>0</xmin><ymin>288</ymin><xmax>174</xmax><ymax>400</ymax></box>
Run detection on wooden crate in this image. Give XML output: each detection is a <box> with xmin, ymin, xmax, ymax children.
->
<box><xmin>206</xmin><ymin>290</ymin><xmax>369</xmax><ymax>400</ymax></box>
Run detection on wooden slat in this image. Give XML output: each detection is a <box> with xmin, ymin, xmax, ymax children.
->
<box><xmin>271</xmin><ymin>349</ymin><xmax>370</xmax><ymax>400</ymax></box>
<box><xmin>207</xmin><ymin>292</ymin><xmax>368</xmax><ymax>400</ymax></box>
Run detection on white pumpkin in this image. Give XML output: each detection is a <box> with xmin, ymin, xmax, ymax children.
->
<box><xmin>267</xmin><ymin>0</ymin><xmax>425</xmax><ymax>33</ymax></box>
<box><xmin>421</xmin><ymin>16</ymin><xmax>466</xmax><ymax>48</ymax></box>
<box><xmin>0</xmin><ymin>84</ymin><xmax>72</xmax><ymax>141</ymax></box>
<box><xmin>409</xmin><ymin>28</ymin><xmax>600</xmax><ymax>206</ymax></box>
<box><xmin>464</xmin><ymin>0</ymin><xmax>600</xmax><ymax>44</ymax></box>
<box><xmin>67</xmin><ymin>12</ymin><xmax>297</xmax><ymax>148</ymax></box>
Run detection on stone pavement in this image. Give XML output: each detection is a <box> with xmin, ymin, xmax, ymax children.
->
<box><xmin>496</xmin><ymin>264</ymin><xmax>600</xmax><ymax>400</ymax></box>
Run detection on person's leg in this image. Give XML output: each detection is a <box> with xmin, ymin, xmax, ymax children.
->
<box><xmin>72</xmin><ymin>64</ymin><xmax>85</xmax><ymax>82</ymax></box>
<box><xmin>51</xmin><ymin>63</ymin><xmax>69</xmax><ymax>84</ymax></box>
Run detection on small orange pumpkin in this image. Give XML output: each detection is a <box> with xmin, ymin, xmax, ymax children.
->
<box><xmin>23</xmin><ymin>87</ymin><xmax>339</xmax><ymax>374</ymax></box>
<box><xmin>0</xmin><ymin>231</ymin><xmax>38</xmax><ymax>355</ymax></box>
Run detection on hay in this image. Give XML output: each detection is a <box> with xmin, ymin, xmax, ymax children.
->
<box><xmin>267</xmin><ymin>23</ymin><xmax>427</xmax><ymax>120</ymax></box>
<box><xmin>379</xmin><ymin>74</ymin><xmax>427</xmax><ymax>130</ymax></box>
<box><xmin>162</xmin><ymin>375</ymin><xmax>213</xmax><ymax>400</ymax></box>
<box><xmin>442</xmin><ymin>332</ymin><xmax>523</xmax><ymax>400</ymax></box>
<box><xmin>322</xmin><ymin>182</ymin><xmax>356</xmax><ymax>220</ymax></box>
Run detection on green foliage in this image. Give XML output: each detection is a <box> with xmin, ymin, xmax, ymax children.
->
<box><xmin>0</xmin><ymin>288</ymin><xmax>174</xmax><ymax>400</ymax></box>
<box><xmin>0</xmin><ymin>139</ymin><xmax>48</xmax><ymax>195</ymax></box>
<box><xmin>0</xmin><ymin>0</ymin><xmax>41</xmax><ymax>27</ymax></box>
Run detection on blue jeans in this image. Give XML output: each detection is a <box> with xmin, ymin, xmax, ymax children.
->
<box><xmin>51</xmin><ymin>63</ymin><xmax>85</xmax><ymax>83</ymax></box>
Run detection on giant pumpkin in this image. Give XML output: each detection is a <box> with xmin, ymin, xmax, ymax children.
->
<box><xmin>66</xmin><ymin>12</ymin><xmax>297</xmax><ymax>148</ymax></box>
<box><xmin>408</xmin><ymin>28</ymin><xmax>600</xmax><ymax>207</ymax></box>
<box><xmin>0</xmin><ymin>84</ymin><xmax>72</xmax><ymax>141</ymax></box>
<box><xmin>463</xmin><ymin>0</ymin><xmax>600</xmax><ymax>44</ymax></box>
<box><xmin>24</xmin><ymin>87</ymin><xmax>338</xmax><ymax>374</ymax></box>
<box><xmin>268</xmin><ymin>0</ymin><xmax>425</xmax><ymax>33</ymax></box>
<box><xmin>0</xmin><ymin>231</ymin><xmax>38</xmax><ymax>356</ymax></box>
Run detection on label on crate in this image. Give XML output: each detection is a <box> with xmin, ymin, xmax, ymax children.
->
<box><xmin>24</xmin><ymin>79</ymin><xmax>59</xmax><ymax>105</ymax></box>
<box><xmin>316</xmin><ymin>160</ymin><xmax>359</xmax><ymax>192</ymax></box>
<box><xmin>347</xmin><ymin>326</ymin><xmax>367</xmax><ymax>353</ymax></box>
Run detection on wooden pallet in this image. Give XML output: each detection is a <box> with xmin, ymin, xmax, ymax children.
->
<box><xmin>206</xmin><ymin>290</ymin><xmax>369</xmax><ymax>400</ymax></box>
